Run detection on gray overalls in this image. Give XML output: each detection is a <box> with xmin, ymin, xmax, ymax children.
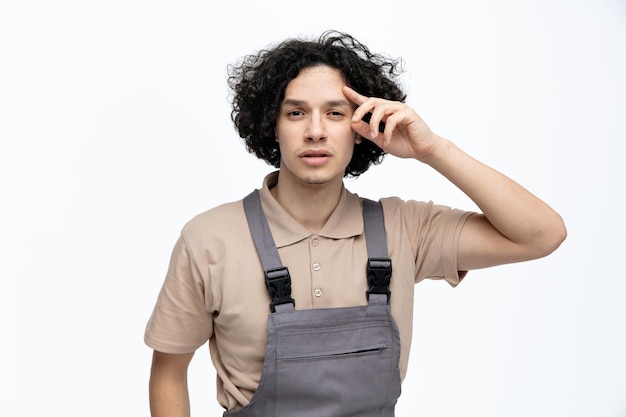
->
<box><xmin>225</xmin><ymin>190</ymin><xmax>402</xmax><ymax>417</ymax></box>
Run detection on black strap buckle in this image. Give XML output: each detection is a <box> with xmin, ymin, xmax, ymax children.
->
<box><xmin>366</xmin><ymin>257</ymin><xmax>392</xmax><ymax>303</ymax></box>
<box><xmin>265</xmin><ymin>267</ymin><xmax>296</xmax><ymax>312</ymax></box>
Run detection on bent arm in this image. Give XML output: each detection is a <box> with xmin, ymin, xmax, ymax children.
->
<box><xmin>149</xmin><ymin>350</ymin><xmax>195</xmax><ymax>417</ymax></box>
<box><xmin>345</xmin><ymin>86</ymin><xmax>566</xmax><ymax>271</ymax></box>
<box><xmin>426</xmin><ymin>137</ymin><xmax>567</xmax><ymax>271</ymax></box>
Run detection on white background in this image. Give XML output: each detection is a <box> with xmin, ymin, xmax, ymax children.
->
<box><xmin>1</xmin><ymin>0</ymin><xmax>625</xmax><ymax>416</ymax></box>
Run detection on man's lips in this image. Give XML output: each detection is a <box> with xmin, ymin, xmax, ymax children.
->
<box><xmin>298</xmin><ymin>149</ymin><xmax>332</xmax><ymax>165</ymax></box>
<box><xmin>299</xmin><ymin>149</ymin><xmax>331</xmax><ymax>158</ymax></box>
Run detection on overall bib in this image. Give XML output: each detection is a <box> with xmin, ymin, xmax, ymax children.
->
<box><xmin>225</xmin><ymin>190</ymin><xmax>402</xmax><ymax>417</ymax></box>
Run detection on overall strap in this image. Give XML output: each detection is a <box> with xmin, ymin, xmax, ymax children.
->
<box><xmin>243</xmin><ymin>190</ymin><xmax>295</xmax><ymax>313</ymax></box>
<box><xmin>362</xmin><ymin>199</ymin><xmax>393</xmax><ymax>305</ymax></box>
<box><xmin>243</xmin><ymin>190</ymin><xmax>392</xmax><ymax>311</ymax></box>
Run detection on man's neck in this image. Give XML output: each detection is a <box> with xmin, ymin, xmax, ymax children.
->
<box><xmin>269</xmin><ymin>173</ymin><xmax>343</xmax><ymax>234</ymax></box>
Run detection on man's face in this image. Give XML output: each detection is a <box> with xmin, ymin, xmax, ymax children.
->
<box><xmin>275</xmin><ymin>65</ymin><xmax>358</xmax><ymax>187</ymax></box>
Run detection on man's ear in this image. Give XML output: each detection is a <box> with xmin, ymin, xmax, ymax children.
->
<box><xmin>355</xmin><ymin>133</ymin><xmax>362</xmax><ymax>144</ymax></box>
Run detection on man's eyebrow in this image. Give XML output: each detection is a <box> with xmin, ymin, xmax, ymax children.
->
<box><xmin>281</xmin><ymin>98</ymin><xmax>352</xmax><ymax>108</ymax></box>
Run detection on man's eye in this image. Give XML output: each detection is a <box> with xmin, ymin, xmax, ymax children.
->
<box><xmin>288</xmin><ymin>110</ymin><xmax>304</xmax><ymax>117</ymax></box>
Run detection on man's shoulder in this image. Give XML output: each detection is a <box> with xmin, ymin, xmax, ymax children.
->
<box><xmin>364</xmin><ymin>195</ymin><xmax>442</xmax><ymax>225</ymax></box>
<box><xmin>365</xmin><ymin>195</ymin><xmax>409</xmax><ymax>213</ymax></box>
<box><xmin>180</xmin><ymin>198</ymin><xmax>248</xmax><ymax>242</ymax></box>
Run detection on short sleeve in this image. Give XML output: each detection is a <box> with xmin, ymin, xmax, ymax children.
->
<box><xmin>404</xmin><ymin>199</ymin><xmax>474</xmax><ymax>287</ymax></box>
<box><xmin>144</xmin><ymin>235</ymin><xmax>213</xmax><ymax>353</ymax></box>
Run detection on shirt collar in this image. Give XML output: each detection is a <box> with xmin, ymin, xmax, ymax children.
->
<box><xmin>258</xmin><ymin>171</ymin><xmax>364</xmax><ymax>248</ymax></box>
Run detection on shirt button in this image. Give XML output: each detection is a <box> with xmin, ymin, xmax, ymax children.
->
<box><xmin>314</xmin><ymin>287</ymin><xmax>322</xmax><ymax>297</ymax></box>
<box><xmin>311</xmin><ymin>238</ymin><xmax>319</xmax><ymax>247</ymax></box>
<box><xmin>312</xmin><ymin>262</ymin><xmax>321</xmax><ymax>271</ymax></box>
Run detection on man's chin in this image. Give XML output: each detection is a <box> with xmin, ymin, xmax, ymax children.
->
<box><xmin>303</xmin><ymin>176</ymin><xmax>325</xmax><ymax>184</ymax></box>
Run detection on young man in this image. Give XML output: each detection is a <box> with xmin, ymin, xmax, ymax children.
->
<box><xmin>145</xmin><ymin>31</ymin><xmax>566</xmax><ymax>416</ymax></box>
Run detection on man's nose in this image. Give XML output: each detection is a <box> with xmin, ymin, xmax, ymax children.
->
<box><xmin>305</xmin><ymin>114</ymin><xmax>327</xmax><ymax>141</ymax></box>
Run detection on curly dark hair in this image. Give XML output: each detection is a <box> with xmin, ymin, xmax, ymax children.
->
<box><xmin>227</xmin><ymin>30</ymin><xmax>407</xmax><ymax>177</ymax></box>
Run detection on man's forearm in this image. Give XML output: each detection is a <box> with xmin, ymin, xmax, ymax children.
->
<box><xmin>149</xmin><ymin>351</ymin><xmax>194</xmax><ymax>417</ymax></box>
<box><xmin>149</xmin><ymin>373</ymin><xmax>191</xmax><ymax>417</ymax></box>
<box><xmin>424</xmin><ymin>137</ymin><xmax>565</xmax><ymax>251</ymax></box>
